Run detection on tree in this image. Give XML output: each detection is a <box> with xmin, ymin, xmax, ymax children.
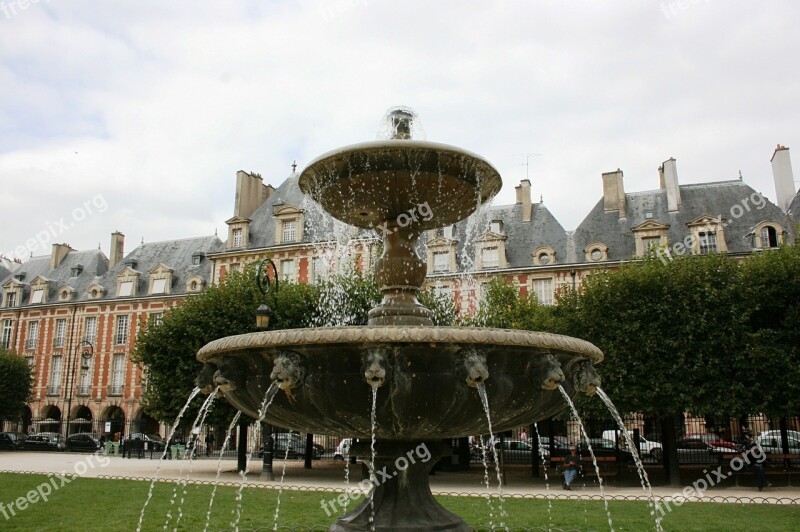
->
<box><xmin>418</xmin><ymin>288</ymin><xmax>458</xmax><ymax>326</ymax></box>
<box><xmin>133</xmin><ymin>264</ymin><xmax>317</xmax><ymax>427</ymax></box>
<box><xmin>311</xmin><ymin>266</ymin><xmax>381</xmax><ymax>326</ymax></box>
<box><xmin>0</xmin><ymin>348</ymin><xmax>33</xmax><ymax>422</ymax></box>
<box><xmin>464</xmin><ymin>276</ymin><xmax>555</xmax><ymax>330</ymax></box>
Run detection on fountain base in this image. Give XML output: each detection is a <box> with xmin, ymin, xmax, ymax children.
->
<box><xmin>330</xmin><ymin>441</ymin><xmax>470</xmax><ymax>531</ymax></box>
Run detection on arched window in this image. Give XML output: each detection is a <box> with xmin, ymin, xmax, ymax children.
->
<box><xmin>760</xmin><ymin>226</ymin><xmax>778</xmax><ymax>249</ymax></box>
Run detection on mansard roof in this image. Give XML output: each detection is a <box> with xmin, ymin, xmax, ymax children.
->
<box><xmin>575</xmin><ymin>180</ymin><xmax>793</xmax><ymax>261</ymax></box>
<box><xmin>0</xmin><ymin>249</ymin><xmax>108</xmax><ymax>303</ymax></box>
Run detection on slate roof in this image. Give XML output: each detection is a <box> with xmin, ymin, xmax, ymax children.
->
<box><xmin>245</xmin><ymin>171</ymin><xmax>307</xmax><ymax>249</ymax></box>
<box><xmin>574</xmin><ymin>180</ymin><xmax>794</xmax><ymax>262</ymax></box>
<box><xmin>0</xmin><ymin>235</ymin><xmax>223</xmax><ymax>308</ymax></box>
<box><xmin>789</xmin><ymin>189</ymin><xmax>800</xmax><ymax>220</ymax></box>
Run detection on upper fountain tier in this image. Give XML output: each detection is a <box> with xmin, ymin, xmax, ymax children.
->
<box><xmin>298</xmin><ymin>108</ymin><xmax>502</xmax><ymax>231</ymax></box>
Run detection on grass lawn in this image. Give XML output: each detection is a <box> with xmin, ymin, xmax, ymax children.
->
<box><xmin>0</xmin><ymin>473</ymin><xmax>798</xmax><ymax>531</ymax></box>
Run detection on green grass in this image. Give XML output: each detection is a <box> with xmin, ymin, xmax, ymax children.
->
<box><xmin>0</xmin><ymin>473</ymin><xmax>798</xmax><ymax>531</ymax></box>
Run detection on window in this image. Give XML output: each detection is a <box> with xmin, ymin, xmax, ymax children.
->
<box><xmin>84</xmin><ymin>316</ymin><xmax>97</xmax><ymax>343</ymax></box>
<box><xmin>698</xmin><ymin>232</ymin><xmax>717</xmax><ymax>254</ymax></box>
<box><xmin>645</xmin><ymin>211</ymin><xmax>654</xmax><ymax>219</ymax></box>
<box><xmin>532</xmin><ymin>279</ymin><xmax>554</xmax><ymax>306</ymax></box>
<box><xmin>118</xmin><ymin>281</ymin><xmax>133</xmax><ymax>297</ymax></box>
<box><xmin>48</xmin><ymin>355</ymin><xmax>63</xmax><ymax>396</ymax></box>
<box><xmin>78</xmin><ymin>358</ymin><xmax>92</xmax><ymax>396</ymax></box>
<box><xmin>433</xmin><ymin>284</ymin><xmax>451</xmax><ymax>298</ymax></box>
<box><xmin>591</xmin><ymin>249</ymin><xmax>603</xmax><ymax>261</ymax></box>
<box><xmin>5</xmin><ymin>291</ymin><xmax>16</xmax><ymax>308</ymax></box>
<box><xmin>53</xmin><ymin>319</ymin><xmax>67</xmax><ymax>348</ymax></box>
<box><xmin>482</xmin><ymin>247</ymin><xmax>499</xmax><ymax>269</ymax></box>
<box><xmin>26</xmin><ymin>321</ymin><xmax>39</xmax><ymax>350</ymax></box>
<box><xmin>282</xmin><ymin>220</ymin><xmax>297</xmax><ymax>243</ymax></box>
<box><xmin>71</xmin><ymin>266</ymin><xmax>83</xmax><ymax>276</ymax></box>
<box><xmin>434</xmin><ymin>226</ymin><xmax>453</xmax><ymax>239</ymax></box>
<box><xmin>230</xmin><ymin>263</ymin><xmax>241</xmax><ymax>273</ymax></box>
<box><xmin>190</xmin><ymin>280</ymin><xmax>198</xmax><ymax>290</ymax></box>
<box><xmin>151</xmin><ymin>278</ymin><xmax>167</xmax><ymax>294</ymax></box>
<box><xmin>433</xmin><ymin>252</ymin><xmax>450</xmax><ymax>273</ymax></box>
<box><xmin>115</xmin><ymin>315</ymin><xmax>129</xmax><ymax>345</ymax></box>
<box><xmin>642</xmin><ymin>237</ymin><xmax>661</xmax><ymax>251</ymax></box>
<box><xmin>31</xmin><ymin>289</ymin><xmax>44</xmax><ymax>304</ymax></box>
<box><xmin>311</xmin><ymin>257</ymin><xmax>329</xmax><ymax>285</ymax></box>
<box><xmin>760</xmin><ymin>226</ymin><xmax>779</xmax><ymax>249</ymax></box>
<box><xmin>232</xmin><ymin>228</ymin><xmax>243</xmax><ymax>247</ymax></box>
<box><xmin>152</xmin><ymin>313</ymin><xmax>164</xmax><ymax>326</ymax></box>
<box><xmin>281</xmin><ymin>259</ymin><xmax>295</xmax><ymax>282</ymax></box>
<box><xmin>192</xmin><ymin>253</ymin><xmax>203</xmax><ymax>265</ymax></box>
<box><xmin>537</xmin><ymin>252</ymin><xmax>551</xmax><ymax>265</ymax></box>
<box><xmin>1</xmin><ymin>319</ymin><xmax>12</xmax><ymax>349</ymax></box>
<box><xmin>110</xmin><ymin>354</ymin><xmax>125</xmax><ymax>395</ymax></box>
<box><xmin>490</xmin><ymin>221</ymin><xmax>502</xmax><ymax>234</ymax></box>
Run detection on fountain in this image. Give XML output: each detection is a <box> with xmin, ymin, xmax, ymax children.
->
<box><xmin>196</xmin><ymin>108</ymin><xmax>604</xmax><ymax>531</ymax></box>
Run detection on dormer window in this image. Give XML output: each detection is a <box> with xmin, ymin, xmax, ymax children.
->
<box><xmin>118</xmin><ymin>281</ymin><xmax>133</xmax><ymax>296</ymax></box>
<box><xmin>698</xmin><ymin>232</ymin><xmax>717</xmax><ymax>254</ymax></box>
<box><xmin>191</xmin><ymin>252</ymin><xmax>204</xmax><ymax>265</ymax></box>
<box><xmin>232</xmin><ymin>228</ymin><xmax>243</xmax><ymax>247</ymax></box>
<box><xmin>186</xmin><ymin>275</ymin><xmax>205</xmax><ymax>293</ymax></box>
<box><xmin>148</xmin><ymin>263</ymin><xmax>174</xmax><ymax>296</ymax></box>
<box><xmin>490</xmin><ymin>221</ymin><xmax>502</xmax><ymax>234</ymax></box>
<box><xmin>482</xmin><ymin>247</ymin><xmax>499</xmax><ymax>269</ymax></box>
<box><xmin>151</xmin><ymin>279</ymin><xmax>167</xmax><ymax>294</ymax></box>
<box><xmin>282</xmin><ymin>220</ymin><xmax>297</xmax><ymax>243</ymax></box>
<box><xmin>632</xmin><ymin>220</ymin><xmax>671</xmax><ymax>257</ymax></box>
<box><xmin>70</xmin><ymin>265</ymin><xmax>84</xmax><ymax>277</ymax></box>
<box><xmin>125</xmin><ymin>260</ymin><xmax>137</xmax><ymax>269</ymax></box>
<box><xmin>274</xmin><ymin>204</ymin><xmax>304</xmax><ymax>245</ymax></box>
<box><xmin>433</xmin><ymin>252</ymin><xmax>450</xmax><ymax>273</ymax></box>
<box><xmin>753</xmin><ymin>223</ymin><xmax>783</xmax><ymax>249</ymax></box>
<box><xmin>86</xmin><ymin>282</ymin><xmax>105</xmax><ymax>300</ymax></box>
<box><xmin>14</xmin><ymin>273</ymin><xmax>25</xmax><ymax>281</ymax></box>
<box><xmin>585</xmin><ymin>243</ymin><xmax>609</xmax><ymax>262</ymax></box>
<box><xmin>59</xmin><ymin>287</ymin><xmax>75</xmax><ymax>302</ymax></box>
<box><xmin>31</xmin><ymin>289</ymin><xmax>44</xmax><ymax>304</ymax></box>
<box><xmin>645</xmin><ymin>211</ymin><xmax>654</xmax><ymax>219</ymax></box>
<box><xmin>435</xmin><ymin>226</ymin><xmax>454</xmax><ymax>239</ymax></box>
<box><xmin>532</xmin><ymin>246</ymin><xmax>556</xmax><ymax>266</ymax></box>
<box><xmin>686</xmin><ymin>216</ymin><xmax>727</xmax><ymax>255</ymax></box>
<box><xmin>6</xmin><ymin>292</ymin><xmax>16</xmax><ymax>307</ymax></box>
<box><xmin>760</xmin><ymin>227</ymin><xmax>778</xmax><ymax>248</ymax></box>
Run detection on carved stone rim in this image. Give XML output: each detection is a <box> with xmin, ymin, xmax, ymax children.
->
<box><xmin>197</xmin><ymin>326</ymin><xmax>603</xmax><ymax>363</ymax></box>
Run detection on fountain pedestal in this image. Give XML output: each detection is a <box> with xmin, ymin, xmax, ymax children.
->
<box><xmin>331</xmin><ymin>441</ymin><xmax>469</xmax><ymax>532</ymax></box>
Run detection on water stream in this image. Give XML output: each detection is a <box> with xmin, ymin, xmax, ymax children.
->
<box><xmin>477</xmin><ymin>433</ymin><xmax>497</xmax><ymax>529</ymax></box>
<box><xmin>136</xmin><ymin>386</ymin><xmax>202</xmax><ymax>532</ymax></box>
<box><xmin>368</xmin><ymin>385</ymin><xmax>378</xmax><ymax>532</ymax></box>
<box><xmin>557</xmin><ymin>385</ymin><xmax>614</xmax><ymax>532</ymax></box>
<box><xmin>477</xmin><ymin>384</ymin><xmax>508</xmax><ymax>531</ymax></box>
<box><xmin>596</xmin><ymin>387</ymin><xmax>662</xmax><ymax>532</ymax></box>
<box><xmin>203</xmin><ymin>410</ymin><xmax>242</xmax><ymax>532</ymax></box>
<box><xmin>167</xmin><ymin>386</ymin><xmax>219</xmax><ymax>530</ymax></box>
<box><xmin>532</xmin><ymin>422</ymin><xmax>553</xmax><ymax>532</ymax></box>
<box><xmin>272</xmin><ymin>437</ymin><xmax>293</xmax><ymax>530</ymax></box>
<box><xmin>231</xmin><ymin>382</ymin><xmax>280</xmax><ymax>532</ymax></box>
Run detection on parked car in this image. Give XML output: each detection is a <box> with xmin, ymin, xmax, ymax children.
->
<box><xmin>23</xmin><ymin>432</ymin><xmax>65</xmax><ymax>452</ymax></box>
<box><xmin>125</xmin><ymin>433</ymin><xmax>166</xmax><ymax>452</ymax></box>
<box><xmin>601</xmin><ymin>429</ymin><xmax>663</xmax><ymax>460</ymax></box>
<box><xmin>684</xmin><ymin>433</ymin><xmax>738</xmax><ymax>451</ymax></box>
<box><xmin>66</xmin><ymin>432</ymin><xmax>103</xmax><ymax>452</ymax></box>
<box><xmin>676</xmin><ymin>436</ymin><xmax>728</xmax><ymax>464</ymax></box>
<box><xmin>0</xmin><ymin>432</ymin><xmax>26</xmax><ymax>450</ymax></box>
<box><xmin>334</xmin><ymin>438</ymin><xmax>353</xmax><ymax>461</ymax></box>
<box><xmin>494</xmin><ymin>439</ymin><xmax>549</xmax><ymax>463</ymax></box>
<box><xmin>262</xmin><ymin>433</ymin><xmax>322</xmax><ymax>460</ymax></box>
<box><xmin>550</xmin><ymin>437</ymin><xmax>634</xmax><ymax>465</ymax></box>
<box><xmin>756</xmin><ymin>430</ymin><xmax>800</xmax><ymax>461</ymax></box>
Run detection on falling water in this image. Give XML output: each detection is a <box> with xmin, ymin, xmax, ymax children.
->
<box><xmin>477</xmin><ymin>434</ymin><xmax>496</xmax><ymax>529</ymax></box>
<box><xmin>203</xmin><ymin>410</ymin><xmax>242</xmax><ymax>532</ymax></box>
<box><xmin>272</xmin><ymin>436</ymin><xmax>293</xmax><ymax>530</ymax></box>
<box><xmin>168</xmin><ymin>386</ymin><xmax>219</xmax><ymax>530</ymax></box>
<box><xmin>136</xmin><ymin>386</ymin><xmax>202</xmax><ymax>532</ymax></box>
<box><xmin>231</xmin><ymin>382</ymin><xmax>280</xmax><ymax>532</ymax></box>
<box><xmin>557</xmin><ymin>385</ymin><xmax>614</xmax><ymax>532</ymax></box>
<box><xmin>368</xmin><ymin>386</ymin><xmax>378</xmax><ymax>532</ymax></box>
<box><xmin>342</xmin><ymin>447</ymin><xmax>351</xmax><ymax>515</ymax></box>
<box><xmin>477</xmin><ymin>384</ymin><xmax>508</xmax><ymax>531</ymax></box>
<box><xmin>532</xmin><ymin>422</ymin><xmax>553</xmax><ymax>532</ymax></box>
<box><xmin>596</xmin><ymin>387</ymin><xmax>662</xmax><ymax>532</ymax></box>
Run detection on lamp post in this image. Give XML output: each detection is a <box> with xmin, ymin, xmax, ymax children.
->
<box><xmin>256</xmin><ymin>257</ymin><xmax>278</xmax><ymax>479</ymax></box>
<box><xmin>64</xmin><ymin>339</ymin><xmax>93</xmax><ymax>438</ymax></box>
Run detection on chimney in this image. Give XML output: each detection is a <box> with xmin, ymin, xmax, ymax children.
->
<box><xmin>772</xmin><ymin>145</ymin><xmax>796</xmax><ymax>212</ymax></box>
<box><xmin>659</xmin><ymin>157</ymin><xmax>681</xmax><ymax>212</ymax></box>
<box><xmin>515</xmin><ymin>179</ymin><xmax>532</xmax><ymax>222</ymax></box>
<box><xmin>109</xmin><ymin>232</ymin><xmax>125</xmax><ymax>268</ymax></box>
<box><xmin>602</xmin><ymin>169</ymin><xmax>626</xmax><ymax>215</ymax></box>
<box><xmin>50</xmin><ymin>243</ymin><xmax>73</xmax><ymax>269</ymax></box>
<box><xmin>234</xmin><ymin>170</ymin><xmax>272</xmax><ymax>219</ymax></box>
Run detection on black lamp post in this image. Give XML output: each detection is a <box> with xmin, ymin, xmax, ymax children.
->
<box><xmin>65</xmin><ymin>339</ymin><xmax>93</xmax><ymax>438</ymax></box>
<box><xmin>256</xmin><ymin>257</ymin><xmax>278</xmax><ymax>479</ymax></box>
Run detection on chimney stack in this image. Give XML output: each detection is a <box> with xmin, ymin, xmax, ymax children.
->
<box><xmin>50</xmin><ymin>243</ymin><xmax>73</xmax><ymax>269</ymax></box>
<box><xmin>772</xmin><ymin>145</ymin><xmax>796</xmax><ymax>212</ymax></box>
<box><xmin>515</xmin><ymin>179</ymin><xmax>532</xmax><ymax>222</ymax></box>
<box><xmin>602</xmin><ymin>169</ymin><xmax>626</xmax><ymax>216</ymax></box>
<box><xmin>659</xmin><ymin>157</ymin><xmax>681</xmax><ymax>212</ymax></box>
<box><xmin>234</xmin><ymin>170</ymin><xmax>273</xmax><ymax>219</ymax></box>
<box><xmin>109</xmin><ymin>232</ymin><xmax>125</xmax><ymax>268</ymax></box>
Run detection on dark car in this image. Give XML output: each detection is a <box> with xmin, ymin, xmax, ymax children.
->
<box><xmin>263</xmin><ymin>433</ymin><xmax>322</xmax><ymax>460</ymax></box>
<box><xmin>0</xmin><ymin>432</ymin><xmax>26</xmax><ymax>450</ymax></box>
<box><xmin>23</xmin><ymin>432</ymin><xmax>65</xmax><ymax>451</ymax></box>
<box><xmin>66</xmin><ymin>432</ymin><xmax>102</xmax><ymax>452</ymax></box>
<box><xmin>676</xmin><ymin>436</ymin><xmax>728</xmax><ymax>464</ymax></box>
<box><xmin>494</xmin><ymin>439</ymin><xmax>550</xmax><ymax>463</ymax></box>
<box><xmin>125</xmin><ymin>433</ymin><xmax>166</xmax><ymax>452</ymax></box>
<box><xmin>550</xmin><ymin>437</ymin><xmax>634</xmax><ymax>465</ymax></box>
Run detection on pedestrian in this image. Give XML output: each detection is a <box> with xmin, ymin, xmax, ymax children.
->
<box><xmin>562</xmin><ymin>447</ymin><xmax>582</xmax><ymax>490</ymax></box>
<box><xmin>519</xmin><ymin>428</ymin><xmax>528</xmax><ymax>441</ymax></box>
<box><xmin>743</xmin><ymin>434</ymin><xmax>771</xmax><ymax>491</ymax></box>
<box><xmin>205</xmin><ymin>431</ymin><xmax>215</xmax><ymax>456</ymax></box>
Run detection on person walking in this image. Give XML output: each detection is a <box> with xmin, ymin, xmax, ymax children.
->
<box><xmin>205</xmin><ymin>431</ymin><xmax>215</xmax><ymax>456</ymax></box>
<box><xmin>562</xmin><ymin>447</ymin><xmax>582</xmax><ymax>490</ymax></box>
<box><xmin>743</xmin><ymin>434</ymin><xmax>771</xmax><ymax>491</ymax></box>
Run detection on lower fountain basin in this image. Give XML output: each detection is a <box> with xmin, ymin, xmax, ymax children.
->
<box><xmin>197</xmin><ymin>326</ymin><xmax>602</xmax><ymax>439</ymax></box>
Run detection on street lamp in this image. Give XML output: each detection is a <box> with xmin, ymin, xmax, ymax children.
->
<box><xmin>255</xmin><ymin>257</ymin><xmax>279</xmax><ymax>479</ymax></box>
<box><xmin>65</xmin><ymin>339</ymin><xmax>93</xmax><ymax>438</ymax></box>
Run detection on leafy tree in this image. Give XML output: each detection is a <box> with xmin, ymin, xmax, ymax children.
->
<box><xmin>133</xmin><ymin>264</ymin><xmax>316</xmax><ymax>427</ymax></box>
<box><xmin>418</xmin><ymin>287</ymin><xmax>458</xmax><ymax>326</ymax></box>
<box><xmin>311</xmin><ymin>266</ymin><xmax>381</xmax><ymax>326</ymax></box>
<box><xmin>464</xmin><ymin>276</ymin><xmax>554</xmax><ymax>330</ymax></box>
<box><xmin>0</xmin><ymin>348</ymin><xmax>33</xmax><ymax>422</ymax></box>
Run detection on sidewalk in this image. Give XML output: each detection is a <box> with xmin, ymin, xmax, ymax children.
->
<box><xmin>1</xmin><ymin>451</ymin><xmax>798</xmax><ymax>504</ymax></box>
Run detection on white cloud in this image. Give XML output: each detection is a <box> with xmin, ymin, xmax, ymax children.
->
<box><xmin>1</xmin><ymin>0</ymin><xmax>798</xmax><ymax>260</ymax></box>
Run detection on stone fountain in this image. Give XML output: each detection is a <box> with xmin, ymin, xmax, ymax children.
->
<box><xmin>197</xmin><ymin>108</ymin><xmax>603</xmax><ymax>531</ymax></box>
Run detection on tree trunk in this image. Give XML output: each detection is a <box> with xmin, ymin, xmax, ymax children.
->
<box><xmin>237</xmin><ymin>421</ymin><xmax>248</xmax><ymax>473</ymax></box>
<box><xmin>660</xmin><ymin>414</ymin><xmax>681</xmax><ymax>486</ymax></box>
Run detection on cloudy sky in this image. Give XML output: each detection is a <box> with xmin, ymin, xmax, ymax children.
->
<box><xmin>2</xmin><ymin>0</ymin><xmax>798</xmax><ymax>261</ymax></box>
